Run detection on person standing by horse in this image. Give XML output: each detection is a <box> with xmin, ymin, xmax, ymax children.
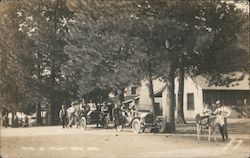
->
<box><xmin>67</xmin><ymin>102</ymin><xmax>77</xmax><ymax>128</ymax></box>
<box><xmin>213</xmin><ymin>100</ymin><xmax>231</xmax><ymax>141</ymax></box>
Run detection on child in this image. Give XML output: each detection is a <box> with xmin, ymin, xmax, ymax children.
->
<box><xmin>200</xmin><ymin>104</ymin><xmax>212</xmax><ymax>117</ymax></box>
<box><xmin>200</xmin><ymin>104</ymin><xmax>212</xmax><ymax>128</ymax></box>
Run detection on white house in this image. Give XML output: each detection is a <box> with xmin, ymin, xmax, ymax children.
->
<box><xmin>125</xmin><ymin>73</ymin><xmax>250</xmax><ymax>120</ymax></box>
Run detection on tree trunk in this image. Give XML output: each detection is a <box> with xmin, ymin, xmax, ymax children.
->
<box><xmin>117</xmin><ymin>88</ymin><xmax>125</xmax><ymax>105</ymax></box>
<box><xmin>176</xmin><ymin>57</ymin><xmax>187</xmax><ymax>124</ymax></box>
<box><xmin>161</xmin><ymin>65</ymin><xmax>176</xmax><ymax>133</ymax></box>
<box><xmin>48</xmin><ymin>65</ymin><xmax>55</xmax><ymax>126</ymax></box>
<box><xmin>48</xmin><ymin>60</ymin><xmax>56</xmax><ymax>126</ymax></box>
<box><xmin>48</xmin><ymin>102</ymin><xmax>54</xmax><ymax>126</ymax></box>
<box><xmin>11</xmin><ymin>109</ymin><xmax>15</xmax><ymax>127</ymax></box>
<box><xmin>147</xmin><ymin>74</ymin><xmax>156</xmax><ymax>116</ymax></box>
<box><xmin>0</xmin><ymin>108</ymin><xmax>2</xmax><ymax>127</ymax></box>
<box><xmin>36</xmin><ymin>103</ymin><xmax>42</xmax><ymax>126</ymax></box>
<box><xmin>48</xmin><ymin>0</ymin><xmax>60</xmax><ymax>126</ymax></box>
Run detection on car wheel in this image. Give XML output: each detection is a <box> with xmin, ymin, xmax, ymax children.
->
<box><xmin>116</xmin><ymin>124</ymin><xmax>123</xmax><ymax>132</ymax></box>
<box><xmin>103</xmin><ymin>118</ymin><xmax>109</xmax><ymax>129</ymax></box>
<box><xmin>132</xmin><ymin>118</ymin><xmax>141</xmax><ymax>134</ymax></box>
<box><xmin>80</xmin><ymin>117</ymin><xmax>87</xmax><ymax>130</ymax></box>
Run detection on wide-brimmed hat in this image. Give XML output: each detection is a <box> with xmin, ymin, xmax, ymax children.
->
<box><xmin>216</xmin><ymin>100</ymin><xmax>221</xmax><ymax>105</ymax></box>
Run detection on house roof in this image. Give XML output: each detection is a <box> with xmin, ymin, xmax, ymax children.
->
<box><xmin>152</xmin><ymin>72</ymin><xmax>250</xmax><ymax>96</ymax></box>
<box><xmin>192</xmin><ymin>73</ymin><xmax>250</xmax><ymax>90</ymax></box>
<box><xmin>109</xmin><ymin>95</ymin><xmax>139</xmax><ymax>104</ymax></box>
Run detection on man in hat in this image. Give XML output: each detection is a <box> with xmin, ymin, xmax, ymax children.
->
<box><xmin>59</xmin><ymin>105</ymin><xmax>67</xmax><ymax>128</ymax></box>
<box><xmin>213</xmin><ymin>100</ymin><xmax>231</xmax><ymax>141</ymax></box>
<box><xmin>113</xmin><ymin>103</ymin><xmax>123</xmax><ymax>128</ymax></box>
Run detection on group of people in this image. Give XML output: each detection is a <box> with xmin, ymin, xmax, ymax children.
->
<box><xmin>59</xmin><ymin>100</ymin><xmax>109</xmax><ymax>128</ymax></box>
<box><xmin>59</xmin><ymin>99</ymin><xmax>232</xmax><ymax>141</ymax></box>
<box><xmin>199</xmin><ymin>100</ymin><xmax>231</xmax><ymax>141</ymax></box>
<box><xmin>2</xmin><ymin>112</ymin><xmax>29</xmax><ymax>128</ymax></box>
<box><xmin>112</xmin><ymin>99</ymin><xmax>137</xmax><ymax>127</ymax></box>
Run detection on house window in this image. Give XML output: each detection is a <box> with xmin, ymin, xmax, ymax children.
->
<box><xmin>131</xmin><ymin>86</ymin><xmax>137</xmax><ymax>95</ymax></box>
<box><xmin>187</xmin><ymin>93</ymin><xmax>194</xmax><ymax>110</ymax></box>
<box><xmin>154</xmin><ymin>103</ymin><xmax>161</xmax><ymax>116</ymax></box>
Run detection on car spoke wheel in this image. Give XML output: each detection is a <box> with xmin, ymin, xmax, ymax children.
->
<box><xmin>103</xmin><ymin>118</ymin><xmax>109</xmax><ymax>129</ymax></box>
<box><xmin>116</xmin><ymin>125</ymin><xmax>123</xmax><ymax>132</ymax></box>
<box><xmin>116</xmin><ymin>124</ymin><xmax>123</xmax><ymax>132</ymax></box>
<box><xmin>80</xmin><ymin>117</ymin><xmax>87</xmax><ymax>130</ymax></box>
<box><xmin>132</xmin><ymin>119</ymin><xmax>141</xmax><ymax>134</ymax></box>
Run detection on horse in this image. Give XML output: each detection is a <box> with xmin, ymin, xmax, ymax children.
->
<box><xmin>195</xmin><ymin>114</ymin><xmax>218</xmax><ymax>142</ymax></box>
<box><xmin>66</xmin><ymin>103</ymin><xmax>82</xmax><ymax>128</ymax></box>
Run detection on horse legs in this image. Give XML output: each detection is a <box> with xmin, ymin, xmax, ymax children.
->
<box><xmin>208</xmin><ymin>126</ymin><xmax>211</xmax><ymax>142</ymax></box>
<box><xmin>197</xmin><ymin>124</ymin><xmax>201</xmax><ymax>140</ymax></box>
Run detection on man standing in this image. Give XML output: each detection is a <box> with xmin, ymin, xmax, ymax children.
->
<box><xmin>59</xmin><ymin>105</ymin><xmax>67</xmax><ymax>128</ymax></box>
<box><xmin>214</xmin><ymin>100</ymin><xmax>231</xmax><ymax>141</ymax></box>
<box><xmin>113</xmin><ymin>104</ymin><xmax>123</xmax><ymax>128</ymax></box>
<box><xmin>24</xmin><ymin>114</ymin><xmax>29</xmax><ymax>127</ymax></box>
<box><xmin>3</xmin><ymin>112</ymin><xmax>8</xmax><ymax>128</ymax></box>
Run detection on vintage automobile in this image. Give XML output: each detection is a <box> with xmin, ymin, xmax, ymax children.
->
<box><xmin>79</xmin><ymin>104</ymin><xmax>112</xmax><ymax>130</ymax></box>
<box><xmin>114</xmin><ymin>108</ymin><xmax>163</xmax><ymax>134</ymax></box>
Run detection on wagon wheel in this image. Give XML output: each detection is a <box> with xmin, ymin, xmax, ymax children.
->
<box><xmin>158</xmin><ymin>121</ymin><xmax>165</xmax><ymax>133</ymax></box>
<box><xmin>80</xmin><ymin>117</ymin><xmax>87</xmax><ymax>130</ymax></box>
<box><xmin>132</xmin><ymin>118</ymin><xmax>141</xmax><ymax>134</ymax></box>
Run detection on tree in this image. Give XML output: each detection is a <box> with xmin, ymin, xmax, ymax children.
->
<box><xmin>0</xmin><ymin>0</ymin><xmax>30</xmax><ymax>120</ymax></box>
<box><xmin>129</xmin><ymin>0</ymin><xmax>249</xmax><ymax>132</ymax></box>
<box><xmin>64</xmin><ymin>1</ymin><xmax>142</xmax><ymax>105</ymax></box>
<box><xmin>64</xmin><ymin>0</ymin><xmax>249</xmax><ymax>133</ymax></box>
<box><xmin>167</xmin><ymin>1</ymin><xmax>249</xmax><ymax>125</ymax></box>
<box><xmin>16</xmin><ymin>0</ymin><xmax>74</xmax><ymax>125</ymax></box>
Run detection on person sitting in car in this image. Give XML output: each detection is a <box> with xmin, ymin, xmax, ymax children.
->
<box><xmin>88</xmin><ymin>101</ymin><xmax>97</xmax><ymax>111</ymax></box>
<box><xmin>87</xmin><ymin>100</ymin><xmax>97</xmax><ymax>116</ymax></box>
<box><xmin>129</xmin><ymin>99</ymin><xmax>137</xmax><ymax>117</ymax></box>
<box><xmin>101</xmin><ymin>102</ymin><xmax>108</xmax><ymax>113</ymax></box>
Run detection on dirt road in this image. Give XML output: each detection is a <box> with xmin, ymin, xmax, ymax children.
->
<box><xmin>1</xmin><ymin>124</ymin><xmax>249</xmax><ymax>158</ymax></box>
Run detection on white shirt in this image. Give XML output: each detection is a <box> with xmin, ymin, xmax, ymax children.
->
<box><xmin>88</xmin><ymin>103</ymin><xmax>97</xmax><ymax>111</ymax></box>
<box><xmin>214</xmin><ymin>106</ymin><xmax>231</xmax><ymax>126</ymax></box>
